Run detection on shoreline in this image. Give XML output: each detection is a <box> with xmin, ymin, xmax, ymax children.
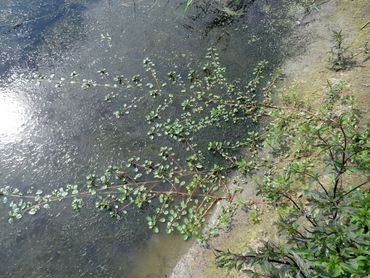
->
<box><xmin>170</xmin><ymin>0</ymin><xmax>370</xmax><ymax>276</ymax></box>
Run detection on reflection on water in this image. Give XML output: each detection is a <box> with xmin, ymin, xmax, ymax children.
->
<box><xmin>0</xmin><ymin>0</ymin><xmax>298</xmax><ymax>276</ymax></box>
<box><xmin>0</xmin><ymin>94</ymin><xmax>26</xmax><ymax>136</ymax></box>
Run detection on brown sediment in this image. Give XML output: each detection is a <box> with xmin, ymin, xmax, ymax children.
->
<box><xmin>171</xmin><ymin>0</ymin><xmax>370</xmax><ymax>277</ymax></box>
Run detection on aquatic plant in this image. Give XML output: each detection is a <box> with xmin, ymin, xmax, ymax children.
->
<box><xmin>0</xmin><ymin>48</ymin><xmax>278</xmax><ymax>242</ymax></box>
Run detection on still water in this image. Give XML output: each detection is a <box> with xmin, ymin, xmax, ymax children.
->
<box><xmin>0</xmin><ymin>0</ymin><xmax>298</xmax><ymax>276</ymax></box>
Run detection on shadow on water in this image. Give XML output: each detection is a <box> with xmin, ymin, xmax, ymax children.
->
<box><xmin>0</xmin><ymin>0</ymin><xmax>301</xmax><ymax>277</ymax></box>
<box><xmin>0</xmin><ymin>0</ymin><xmax>93</xmax><ymax>78</ymax></box>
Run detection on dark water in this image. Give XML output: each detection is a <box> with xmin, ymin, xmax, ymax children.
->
<box><xmin>0</xmin><ymin>0</ymin><xmax>300</xmax><ymax>276</ymax></box>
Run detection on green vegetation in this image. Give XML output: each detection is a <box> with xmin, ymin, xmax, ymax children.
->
<box><xmin>0</xmin><ymin>6</ymin><xmax>369</xmax><ymax>276</ymax></box>
<box><xmin>1</xmin><ymin>48</ymin><xmax>278</xmax><ymax>243</ymax></box>
<box><xmin>215</xmin><ymin>81</ymin><xmax>370</xmax><ymax>277</ymax></box>
<box><xmin>2</xmin><ymin>46</ymin><xmax>368</xmax><ymax>270</ymax></box>
<box><xmin>329</xmin><ymin>30</ymin><xmax>355</xmax><ymax>71</ymax></box>
<box><xmin>2</xmin><ymin>43</ymin><xmax>370</xmax><ymax>274</ymax></box>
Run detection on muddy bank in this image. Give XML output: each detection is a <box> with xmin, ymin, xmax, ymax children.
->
<box><xmin>170</xmin><ymin>1</ymin><xmax>370</xmax><ymax>277</ymax></box>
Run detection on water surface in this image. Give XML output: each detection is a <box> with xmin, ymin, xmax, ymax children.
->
<box><xmin>0</xmin><ymin>0</ymin><xmax>298</xmax><ymax>276</ymax></box>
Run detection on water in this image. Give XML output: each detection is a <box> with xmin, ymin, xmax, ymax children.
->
<box><xmin>0</xmin><ymin>0</ymin><xmax>298</xmax><ymax>276</ymax></box>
